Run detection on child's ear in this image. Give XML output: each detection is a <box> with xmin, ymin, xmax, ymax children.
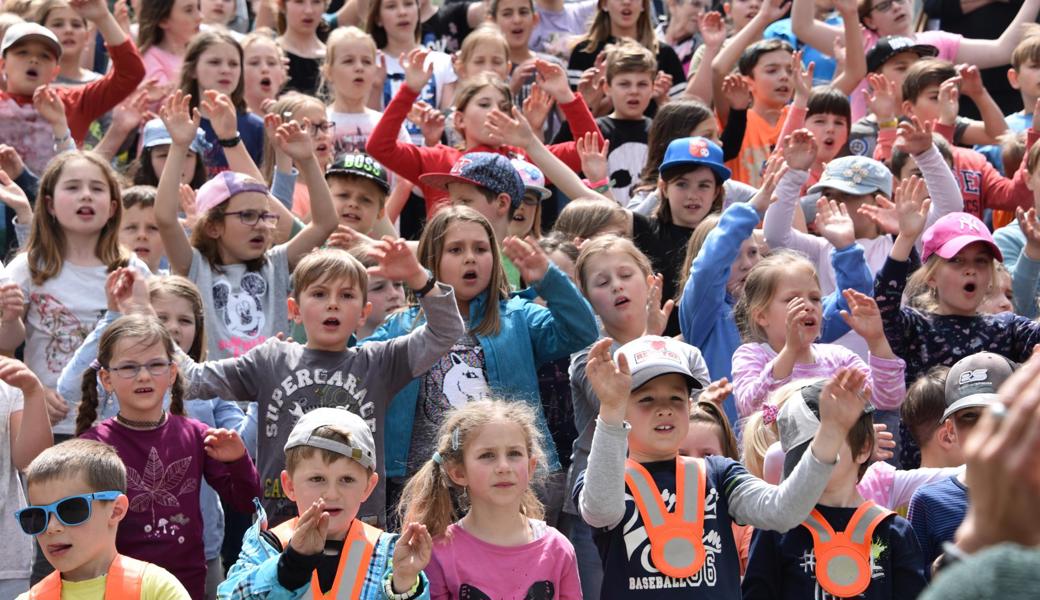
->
<box><xmin>287</xmin><ymin>297</ymin><xmax>302</xmax><ymax>323</ymax></box>
<box><xmin>901</xmin><ymin>99</ymin><xmax>915</xmax><ymax>119</ymax></box>
<box><xmin>360</xmin><ymin>470</ymin><xmax>379</xmax><ymax>502</ymax></box>
<box><xmin>44</xmin><ymin>196</ymin><xmax>55</xmax><ymax>217</ymax></box>
<box><xmin>445</xmin><ymin>462</ymin><xmax>467</xmax><ymax>487</ymax></box>
<box><xmin>936</xmin><ymin>419</ymin><xmax>958</xmax><ymax>449</ymax></box>
<box><xmin>495</xmin><ymin>193</ymin><xmax>511</xmax><ymax>216</ymax></box>
<box><xmin>109</xmin><ymin>494</ymin><xmax>129</xmax><ymax>526</ymax></box>
<box><xmin>203</xmin><ymin>219</ymin><xmax>224</xmax><ymax>240</ymax></box>
<box><xmin>99</xmin><ymin>368</ymin><xmax>114</xmax><ymax>392</ymax></box>
<box><xmin>358</xmin><ymin>301</ymin><xmax>373</xmax><ymax>327</ymax></box>
<box><xmin>1008</xmin><ymin>67</ymin><xmax>1021</xmax><ymax>90</ymax></box>
<box><xmin>452</xmin><ymin>109</ymin><xmax>465</xmax><ymax>135</ymax></box>
<box><xmin>281</xmin><ymin>470</ymin><xmax>297</xmax><ymax>502</ymax></box>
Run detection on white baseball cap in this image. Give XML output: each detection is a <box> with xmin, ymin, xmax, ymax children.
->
<box><xmin>615</xmin><ymin>336</ymin><xmax>703</xmax><ymax>391</ymax></box>
<box><xmin>1</xmin><ymin>22</ymin><xmax>62</xmax><ymax>59</ymax></box>
<box><xmin>284</xmin><ymin>407</ymin><xmax>376</xmax><ymax>470</ymax></box>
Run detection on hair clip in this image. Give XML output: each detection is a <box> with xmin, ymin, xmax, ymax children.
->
<box><xmin>450</xmin><ymin>427</ymin><xmax>460</xmax><ymax>451</ymax></box>
<box><xmin>432</xmin><ymin>451</ymin><xmax>443</xmax><ymax>465</ymax></box>
<box><xmin>89</xmin><ymin>359</ymin><xmax>102</xmax><ymax>370</ymax></box>
<box><xmin>762</xmin><ymin>403</ymin><xmax>779</xmax><ymax>425</ymax></box>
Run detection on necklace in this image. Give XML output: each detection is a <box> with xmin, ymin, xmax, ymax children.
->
<box><xmin>115</xmin><ymin>410</ymin><xmax>167</xmax><ymax>430</ymax></box>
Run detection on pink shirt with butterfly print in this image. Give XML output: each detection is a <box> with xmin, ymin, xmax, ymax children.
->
<box><xmin>426</xmin><ymin>521</ymin><xmax>581</xmax><ymax>600</ymax></box>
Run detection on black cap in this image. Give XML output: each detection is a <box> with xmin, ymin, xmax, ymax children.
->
<box><xmin>325</xmin><ymin>153</ymin><xmax>390</xmax><ymax>194</ymax></box>
<box><xmin>867</xmin><ymin>36</ymin><xmax>939</xmax><ymax>73</ymax></box>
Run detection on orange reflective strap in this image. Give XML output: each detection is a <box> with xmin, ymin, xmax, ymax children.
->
<box><xmin>271</xmin><ymin>518</ymin><xmax>381</xmax><ymax>600</ymax></box>
<box><xmin>29</xmin><ymin>554</ymin><xmax>146</xmax><ymax>600</ymax></box>
<box><xmin>624</xmin><ymin>456</ymin><xmax>707</xmax><ymax>579</ymax></box>
<box><xmin>801</xmin><ymin>502</ymin><xmax>894</xmax><ymax>598</ymax></box>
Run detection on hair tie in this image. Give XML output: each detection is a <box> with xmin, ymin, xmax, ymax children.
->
<box><xmin>432</xmin><ymin>451</ymin><xmax>443</xmax><ymax>465</ymax></box>
<box><xmin>450</xmin><ymin>427</ymin><xmax>460</xmax><ymax>451</ymax></box>
<box><xmin>90</xmin><ymin>359</ymin><xmax>102</xmax><ymax>370</ymax></box>
<box><xmin>762</xmin><ymin>403</ymin><xmax>779</xmax><ymax>425</ymax></box>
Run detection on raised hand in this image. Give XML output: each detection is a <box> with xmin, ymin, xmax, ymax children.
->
<box><xmin>0</xmin><ymin>170</ymin><xmax>32</xmax><ymax>224</ymax></box>
<box><xmin>33</xmin><ymin>85</ymin><xmax>68</xmax><ymax>129</ymax></box>
<box><xmin>200</xmin><ymin>90</ymin><xmax>239</xmax><ymax>141</ymax></box>
<box><xmin>781</xmin><ymin>128</ymin><xmax>817</xmax><ymax>171</ymax></box>
<box><xmin>791</xmin><ymin>51</ymin><xmax>815</xmax><ymax>106</ymax></box>
<box><xmin>749</xmin><ymin>155</ymin><xmax>787</xmax><ymax>213</ymax></box>
<box><xmin>872</xmin><ymin>422</ymin><xmax>896</xmax><ymax>462</ymax></box>
<box><xmin>576</xmin><ymin>132</ymin><xmax>610</xmax><ymax>184</ymax></box>
<box><xmin>956</xmin><ymin>64</ymin><xmax>985</xmax><ymax>99</ymax></box>
<box><xmin>862</xmin><ymin>73</ymin><xmax>898</xmax><ymax>122</ymax></box>
<box><xmin>402</xmin><ymin>47</ymin><xmax>433</xmax><ymax>94</ymax></box>
<box><xmin>485</xmin><ymin>107</ymin><xmax>535</xmax><ymax>149</ymax></box>
<box><xmin>839</xmin><ymin>288</ymin><xmax>886</xmax><ymax>343</ymax></box>
<box><xmin>815</xmin><ymin>197</ymin><xmax>856</xmax><ymax>249</ymax></box>
<box><xmin>391</xmin><ymin>523</ymin><xmax>433</xmax><ymax>593</ymax></box>
<box><xmin>653</xmin><ymin>70</ymin><xmax>674</xmax><ymax>106</ymax></box>
<box><xmin>408</xmin><ymin>101</ymin><xmax>446</xmax><ymax>147</ymax></box>
<box><xmin>111</xmin><ymin>86</ymin><xmax>152</xmax><ymax>134</ymax></box>
<box><xmin>113</xmin><ymin>0</ymin><xmax>130</xmax><ymax>33</ymax></box>
<box><xmin>1018</xmin><ymin>207</ymin><xmax>1040</xmax><ymax>261</ymax></box>
<box><xmin>158</xmin><ymin>90</ymin><xmax>202</xmax><ymax>147</ymax></box>
<box><xmin>759</xmin><ymin>0</ymin><xmax>792</xmax><ymax>22</ymax></box>
<box><xmin>586</xmin><ymin>337</ymin><xmax>631</xmax><ymax>423</ymax></box>
<box><xmin>817</xmin><ymin>368</ymin><xmax>871</xmax><ymax>435</ymax></box>
<box><xmin>502</xmin><ymin>235</ymin><xmax>550</xmax><ymax>283</ymax></box>
<box><xmin>0</xmin><ymin>145</ymin><xmax>26</xmax><ymax>179</ymax></box>
<box><xmin>783</xmin><ymin>297</ymin><xmax>817</xmax><ymax>353</ymax></box>
<box><xmin>534</xmin><ymin>59</ymin><xmax>575</xmax><ymax>103</ymax></box>
<box><xmin>522</xmin><ymin>84</ymin><xmax>555</xmax><ymax>136</ymax></box>
<box><xmin>699</xmin><ymin>11</ymin><xmax>726</xmax><ymax>51</ymax></box>
<box><xmin>894</xmin><ymin>116</ymin><xmax>934</xmax><ymax>157</ymax></box>
<box><xmin>179</xmin><ymin>184</ymin><xmax>199</xmax><ymax>230</ymax></box>
<box><xmin>645</xmin><ymin>273</ymin><xmax>675</xmax><ymax>336</ymax></box>
<box><xmin>69</xmin><ymin>0</ymin><xmax>111</xmax><ymax>23</ymax></box>
<box><xmin>699</xmin><ymin>378</ymin><xmax>733</xmax><ymax>409</ymax></box>
<box><xmin>327</xmin><ymin>223</ymin><xmax>373</xmax><ymax>250</ymax></box>
<box><xmin>0</xmin><ymin>356</ymin><xmax>43</xmax><ymax>396</ymax></box>
<box><xmin>289</xmin><ymin>498</ymin><xmax>330</xmax><ymax>555</ymax></box>
<box><xmin>893</xmin><ymin>174</ymin><xmax>931</xmax><ymax>240</ymax></box>
<box><xmin>937</xmin><ymin>78</ymin><xmax>960</xmax><ymax>126</ymax></box>
<box><xmin>576</xmin><ymin>65</ymin><xmax>605</xmax><ymax>109</ymax></box>
<box><xmin>721</xmin><ymin>74</ymin><xmax>752</xmax><ymax>110</ymax></box>
<box><xmin>274</xmin><ymin>118</ymin><xmax>315</xmax><ymax>162</ymax></box>
<box><xmin>204</xmin><ymin>428</ymin><xmax>247</xmax><ymax>462</ymax></box>
<box><xmin>367</xmin><ymin>236</ymin><xmax>428</xmax><ymax>290</ymax></box>
<box><xmin>857</xmin><ymin>193</ymin><xmax>899</xmax><ymax>235</ymax></box>
<box><xmin>511</xmin><ymin>60</ymin><xmax>538</xmax><ymax>96</ymax></box>
<box><xmin>106</xmin><ymin>267</ymin><xmax>152</xmax><ymax>316</ymax></box>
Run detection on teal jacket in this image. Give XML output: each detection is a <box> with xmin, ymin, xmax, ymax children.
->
<box><xmin>363</xmin><ymin>263</ymin><xmax>598</xmax><ymax>478</ymax></box>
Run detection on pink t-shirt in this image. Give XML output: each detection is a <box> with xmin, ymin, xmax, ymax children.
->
<box><xmin>851</xmin><ymin>29</ymin><xmax>963</xmax><ymax>120</ymax></box>
<box><xmin>427</xmin><ymin>522</ymin><xmax>582</xmax><ymax>600</ymax></box>
<box><xmin>141</xmin><ymin>46</ymin><xmax>183</xmax><ymax>92</ymax></box>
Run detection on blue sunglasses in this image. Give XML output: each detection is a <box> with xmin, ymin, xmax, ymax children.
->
<box><xmin>14</xmin><ymin>491</ymin><xmax>121</xmax><ymax>536</ymax></box>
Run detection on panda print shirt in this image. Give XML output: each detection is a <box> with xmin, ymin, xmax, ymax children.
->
<box><xmin>188</xmin><ymin>244</ymin><xmax>291</xmax><ymax>360</ymax></box>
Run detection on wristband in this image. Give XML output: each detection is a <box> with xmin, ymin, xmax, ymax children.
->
<box><xmin>383</xmin><ymin>572</ymin><xmax>421</xmax><ymax>600</ymax></box>
<box><xmin>218</xmin><ymin>133</ymin><xmax>242</xmax><ymax>148</ymax></box>
<box><xmin>53</xmin><ymin>129</ymin><xmax>74</xmax><ymax>153</ymax></box>
<box><xmin>413</xmin><ymin>271</ymin><xmax>437</xmax><ymax>298</ymax></box>
<box><xmin>877</xmin><ymin>118</ymin><xmax>899</xmax><ymax>129</ymax></box>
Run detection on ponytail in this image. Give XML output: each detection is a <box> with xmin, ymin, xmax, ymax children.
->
<box><xmin>76</xmin><ymin>366</ymin><xmax>102</xmax><ymax>436</ymax></box>
<box><xmin>397</xmin><ymin>458</ymin><xmax>460</xmax><ymax>538</ymax></box>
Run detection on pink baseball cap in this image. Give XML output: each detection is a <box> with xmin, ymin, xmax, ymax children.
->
<box><xmin>921</xmin><ymin>212</ymin><xmax>1003</xmax><ymax>262</ymax></box>
<box><xmin>195</xmin><ymin>172</ymin><xmax>270</xmax><ymax>214</ymax></box>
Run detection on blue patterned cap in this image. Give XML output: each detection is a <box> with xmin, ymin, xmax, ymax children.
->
<box><xmin>420</xmin><ymin>152</ymin><xmax>526</xmax><ymax>209</ymax></box>
<box><xmin>808</xmin><ymin>155</ymin><xmax>893</xmax><ymax>197</ymax></box>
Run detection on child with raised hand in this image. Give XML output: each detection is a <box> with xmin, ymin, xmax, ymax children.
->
<box><xmin>876</xmin><ymin>185</ymin><xmax>1040</xmax><ymax>385</ymax></box>
<box><xmin>398</xmin><ymin>400</ymin><xmax>580</xmax><ymax>600</ymax></box>
<box><xmin>16</xmin><ymin>440</ymin><xmax>191</xmax><ymax>600</ymax></box>
<box><xmin>0</xmin><ymin>0</ymin><xmax>145</xmax><ymax>175</ymax></box>
<box><xmin>258</xmin><ymin>93</ymin><xmax>335</xmax><ymax>221</ymax></box>
<box><xmin>75</xmin><ymin>311</ymin><xmax>260</xmax><ymax>599</ymax></box>
<box><xmin>177</xmin><ymin>243</ymin><xmax>464</xmax><ymax>528</ymax></box>
<box><xmin>579</xmin><ymin>335</ymin><xmax>872</xmax><ymax>600</ymax></box>
<box><xmin>1006</xmin><ymin>206</ymin><xmax>1040</xmax><ymax>318</ymax></box>
<box><xmin>0</xmin><ymin>355</ymin><xmax>53</xmax><ymax>598</ymax></box>
<box><xmin>742</xmin><ymin>375</ymin><xmax>928</xmax><ymax>600</ymax></box>
<box><xmin>155</xmin><ymin>89</ymin><xmax>336</xmax><ymax>360</ymax></box>
<box><xmin>367</xmin><ymin>46</ymin><xmax>601</xmax><ymax>215</ymax></box>
<box><xmin>220</xmin><ymin>407</ymin><xmax>434</xmax><ymax>600</ymax></box>
<box><xmin>730</xmin><ymin>239</ymin><xmax>906</xmax><ymax>417</ymax></box>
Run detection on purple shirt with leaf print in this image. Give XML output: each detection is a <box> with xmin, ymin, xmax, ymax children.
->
<box><xmin>81</xmin><ymin>414</ymin><xmax>260</xmax><ymax>599</ymax></box>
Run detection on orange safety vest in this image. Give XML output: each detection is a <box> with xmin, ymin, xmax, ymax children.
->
<box><xmin>800</xmin><ymin>501</ymin><xmax>894</xmax><ymax>598</ymax></box>
<box><xmin>624</xmin><ymin>456</ymin><xmax>707</xmax><ymax>579</ymax></box>
<box><xmin>270</xmin><ymin>517</ymin><xmax>383</xmax><ymax>600</ymax></box>
<box><xmin>29</xmin><ymin>553</ymin><xmax>147</xmax><ymax>599</ymax></box>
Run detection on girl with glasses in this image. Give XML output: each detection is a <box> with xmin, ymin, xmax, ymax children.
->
<box><xmin>259</xmin><ymin>93</ymin><xmax>336</xmax><ymax>221</ymax></box>
<box><xmin>75</xmin><ymin>309</ymin><xmax>260</xmax><ymax>600</ymax></box>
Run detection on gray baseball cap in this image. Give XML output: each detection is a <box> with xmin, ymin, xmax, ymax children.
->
<box><xmin>942</xmin><ymin>352</ymin><xmax>1016</xmax><ymax>422</ymax></box>
<box><xmin>284</xmin><ymin>407</ymin><xmax>376</xmax><ymax>470</ymax></box>
<box><xmin>778</xmin><ymin>379</ymin><xmax>875</xmax><ymax>480</ymax></box>
<box><xmin>808</xmin><ymin>155</ymin><xmax>893</xmax><ymax>197</ymax></box>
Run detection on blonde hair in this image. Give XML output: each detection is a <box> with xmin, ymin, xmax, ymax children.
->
<box><xmin>260</xmin><ymin>93</ymin><xmax>326</xmax><ymax>183</ymax></box>
<box><xmin>397</xmin><ymin>399</ymin><xmax>545</xmax><ymax>537</ymax></box>
<box><xmin>416</xmin><ymin>207</ymin><xmax>509</xmax><ymax>336</ymax></box>
<box><xmin>553</xmin><ymin>199</ymin><xmax>628</xmax><ymax>241</ymax></box>
<box><xmin>322</xmin><ymin>27</ymin><xmax>377</xmax><ymax>100</ymax></box>
<box><xmin>27</xmin><ymin>151</ymin><xmax>129</xmax><ymax>285</ymax></box>
<box><xmin>577</xmin><ymin>0</ymin><xmax>657</xmax><ymax>55</ymax></box>
<box><xmin>457</xmin><ymin>25</ymin><xmax>509</xmax><ymax>71</ymax></box>
<box><xmin>574</xmin><ymin>234</ymin><xmax>652</xmax><ymax>297</ymax></box>
<box><xmin>904</xmin><ymin>254</ymin><xmax>998</xmax><ymax>313</ymax></box>
<box><xmin>733</xmin><ymin>250</ymin><xmax>819</xmax><ymax>343</ymax></box>
<box><xmin>740</xmin><ymin>379</ymin><xmax>806</xmax><ymax>478</ymax></box>
<box><xmin>291</xmin><ymin>248</ymin><xmax>370</xmax><ymax>304</ymax></box>
<box><xmin>675</xmin><ymin>213</ymin><xmax>721</xmax><ymax>303</ymax></box>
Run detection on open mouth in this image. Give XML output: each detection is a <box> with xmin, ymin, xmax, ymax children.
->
<box><xmin>614</xmin><ymin>295</ymin><xmax>630</xmax><ymax>307</ymax></box>
<box><xmin>61</xmin><ymin>38</ymin><xmax>77</xmax><ymax>47</ymax></box>
<box><xmin>964</xmin><ymin>282</ymin><xmax>977</xmax><ymax>294</ymax></box>
<box><xmin>654</xmin><ymin>424</ymin><xmax>675</xmax><ymax>432</ymax></box>
<box><xmin>26</xmin><ymin>68</ymin><xmax>39</xmax><ymax>78</ymax></box>
<box><xmin>512</xmin><ymin>213</ymin><xmax>526</xmax><ymax>222</ymax></box>
<box><xmin>323</xmin><ymin>317</ymin><xmax>341</xmax><ymax>327</ymax></box>
<box><xmin>510</xmin><ymin>28</ymin><xmax>525</xmax><ymax>36</ymax></box>
<box><xmin>802</xmin><ymin>317</ymin><xmax>818</xmax><ymax>327</ymax></box>
<box><xmin>776</xmin><ymin>86</ymin><xmax>791</xmax><ymax>95</ymax></box>
<box><xmin>683</xmin><ymin>203</ymin><xmax>703</xmax><ymax>212</ymax></box>
<box><xmin>249</xmin><ymin>235</ymin><xmax>266</xmax><ymax>246</ymax></box>
<box><xmin>134</xmin><ymin>246</ymin><xmax>151</xmax><ymax>255</ymax></box>
<box><xmin>316</xmin><ymin>143</ymin><xmax>329</xmax><ymax>154</ymax></box>
<box><xmin>341</xmin><ymin>212</ymin><xmax>360</xmax><ymax>222</ymax></box>
<box><xmin>353</xmin><ymin>76</ymin><xmax>366</xmax><ymax>85</ymax></box>
<box><xmin>76</xmin><ymin>206</ymin><xmax>95</xmax><ymax>218</ymax></box>
<box><xmin>620</xmin><ymin>8</ymin><xmax>633</xmax><ymax>17</ymax></box>
<box><xmin>259</xmin><ymin>77</ymin><xmax>272</xmax><ymax>91</ymax></box>
<box><xmin>324</xmin><ymin>507</ymin><xmax>343</xmax><ymax>516</ymax></box>
<box><xmin>218</xmin><ymin>78</ymin><xmax>233</xmax><ymax>87</ymax></box>
<box><xmin>134</xmin><ymin>386</ymin><xmax>154</xmax><ymax>394</ymax></box>
<box><xmin>396</xmin><ymin>20</ymin><xmax>411</xmax><ymax>28</ymax></box>
<box><xmin>462</xmin><ymin>270</ymin><xmax>479</xmax><ymax>282</ymax></box>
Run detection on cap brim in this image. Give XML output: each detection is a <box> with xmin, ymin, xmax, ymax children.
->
<box><xmin>941</xmin><ymin>393</ymin><xmax>1000</xmax><ymax>422</ymax></box>
<box><xmin>419</xmin><ymin>173</ymin><xmax>483</xmax><ymax>192</ymax></box>
<box><xmin>630</xmin><ymin>366</ymin><xmax>703</xmax><ymax>392</ymax></box>
<box><xmin>660</xmin><ymin>160</ymin><xmax>732</xmax><ymax>183</ymax></box>
<box><xmin>868</xmin><ymin>44</ymin><xmax>938</xmax><ymax>72</ymax></box>
<box><xmin>525</xmin><ymin>185</ymin><xmax>551</xmax><ymax>201</ymax></box>
<box><xmin>927</xmin><ymin>235</ymin><xmax>1003</xmax><ymax>262</ymax></box>
<box><xmin>808</xmin><ymin>180</ymin><xmax>880</xmax><ymax>196</ymax></box>
<box><xmin>3</xmin><ymin>34</ymin><xmax>62</xmax><ymax>59</ymax></box>
<box><xmin>325</xmin><ymin>168</ymin><xmax>391</xmax><ymax>193</ymax></box>
<box><xmin>143</xmin><ymin>135</ymin><xmax>174</xmax><ymax>150</ymax></box>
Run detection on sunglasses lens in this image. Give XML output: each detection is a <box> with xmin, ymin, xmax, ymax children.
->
<box><xmin>55</xmin><ymin>497</ymin><xmax>91</xmax><ymax>527</ymax></box>
<box><xmin>17</xmin><ymin>508</ymin><xmax>47</xmax><ymax>536</ymax></box>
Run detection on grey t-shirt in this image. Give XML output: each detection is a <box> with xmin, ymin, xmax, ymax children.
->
<box><xmin>188</xmin><ymin>244</ymin><xmax>292</xmax><ymax>361</ymax></box>
<box><xmin>178</xmin><ymin>284</ymin><xmax>465</xmax><ymax>526</ymax></box>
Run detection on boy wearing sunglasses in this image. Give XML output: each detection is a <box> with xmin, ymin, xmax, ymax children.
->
<box><xmin>15</xmin><ymin>439</ymin><xmax>189</xmax><ymax>599</ymax></box>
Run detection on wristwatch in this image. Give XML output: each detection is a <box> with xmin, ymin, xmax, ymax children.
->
<box><xmin>218</xmin><ymin>133</ymin><xmax>242</xmax><ymax>148</ymax></box>
<box><xmin>413</xmin><ymin>271</ymin><xmax>437</xmax><ymax>298</ymax></box>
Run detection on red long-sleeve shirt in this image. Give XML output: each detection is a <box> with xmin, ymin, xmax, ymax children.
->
<box><xmin>367</xmin><ymin>84</ymin><xmax>602</xmax><ymax>215</ymax></box>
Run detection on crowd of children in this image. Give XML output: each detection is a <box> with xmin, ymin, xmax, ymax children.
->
<box><xmin>3</xmin><ymin>0</ymin><xmax>1040</xmax><ymax>597</ymax></box>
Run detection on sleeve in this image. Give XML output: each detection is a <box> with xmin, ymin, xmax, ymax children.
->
<box><xmin>866</xmin><ymin>352</ymin><xmax>907</xmax><ymax>411</ymax></box>
<box><xmin>887</xmin><ymin>518</ymin><xmax>929</xmax><ymax>598</ymax></box>
<box><xmin>906</xmin><ymin>489</ymin><xmax>936</xmax><ymax>566</ymax></box>
<box><xmin>270</xmin><ymin>168</ymin><xmax>298</xmax><ymax>210</ymax></box>
<box><xmin>12</xmin><ymin>167</ymin><xmax>38</xmax><ymax>203</ymax></box>
<box><xmin>400</xmin><ymin>284</ymin><xmax>465</xmax><ymax>376</ymax></box>
<box><xmin>219</xmin><ymin>535</ymin><xmax>297</xmax><ymax>600</ymax></box>
<box><xmin>577</xmin><ymin>418</ymin><xmax>630</xmax><ymax>530</ymax></box>
<box><xmin>177</xmin><ymin>341</ymin><xmax>267</xmax><ymax>402</ymax></box>
<box><xmin>657</xmin><ymin>44</ymin><xmax>688</xmax><ymax>97</ymax></box>
<box><xmin>740</xmin><ymin>528</ymin><xmax>783</xmax><ymax>600</ymax></box>
<box><xmin>856</xmin><ymin>460</ymin><xmax>897</xmax><ymax>507</ymax></box>
<box><xmin>679</xmin><ymin>201</ymin><xmax>758</xmax><ymax>347</ymax></box>
<box><xmin>761</xmin><ymin>168</ymin><xmax>830</xmax><ymax>265</ymax></box>
<box><xmin>995</xmin><ymin>224</ymin><xmax>1025</xmax><ymax>272</ymax></box>
<box><xmin>720</xmin><ymin>449</ymin><xmax>835</xmax><ymax>532</ymax></box>
<box><xmin>211</xmin><ymin>399</ymin><xmax>249</xmax><ymax>433</ymax></box>
<box><xmin>731</xmin><ymin>344</ymin><xmax>786</xmax><ymax>418</ymax></box>
<box><xmin>525</xmin><ymin>264</ymin><xmax>600</xmax><ymax>365</ymax></box>
<box><xmin>777</xmin><ymin>105</ymin><xmax>807</xmax><ymax>145</ymax></box>
<box><xmin>1009</xmin><ymin>314</ymin><xmax>1040</xmax><ymax>361</ymax></box>
<box><xmin>544</xmin><ymin>94</ymin><xmax>602</xmax><ymax>173</ymax></box>
<box><xmin>918</xmin><ymin>144</ymin><xmax>964</xmax><ymax>234</ymax></box>
<box><xmin>56</xmin><ymin>310</ymin><xmax>119</xmax><ymax>417</ymax></box>
<box><xmin>64</xmin><ymin>39</ymin><xmax>145</xmax><ymax>142</ymax></box>
<box><xmin>819</xmin><ymin>243</ymin><xmax>873</xmax><ymax>344</ymax></box>
<box><xmin>141</xmin><ymin>563</ymin><xmax>193</xmax><ymax>600</ymax></box>
<box><xmin>978</xmin><ymin>154</ymin><xmax>1034</xmax><ymax>213</ymax></box>
<box><xmin>720</xmin><ymin>109</ymin><xmax>747</xmax><ymax>163</ymax></box>
<box><xmin>1010</xmin><ymin>250</ymin><xmax>1040</xmax><ymax>318</ymax></box>
<box><xmin>365</xmin><ymin>85</ymin><xmax>436</xmax><ymax>187</ymax></box>
<box><xmin>201</xmin><ymin>433</ymin><xmax>262</xmax><ymax>514</ymax></box>
<box><xmin>886</xmin><ymin>466</ymin><xmax>962</xmax><ymax>510</ymax></box>
<box><xmin>873</xmin><ymin>126</ymin><xmax>897</xmax><ymax>162</ymax></box>
<box><xmin>875</xmin><ymin>257</ymin><xmax>928</xmax><ymax>363</ymax></box>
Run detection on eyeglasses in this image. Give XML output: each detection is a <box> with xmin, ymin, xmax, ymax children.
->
<box><xmin>309</xmin><ymin>120</ymin><xmax>334</xmax><ymax>136</ymax></box>
<box><xmin>871</xmin><ymin>0</ymin><xmax>908</xmax><ymax>13</ymax></box>
<box><xmin>224</xmin><ymin>210</ymin><xmax>280</xmax><ymax>227</ymax></box>
<box><xmin>15</xmin><ymin>491</ymin><xmax>121</xmax><ymax>536</ymax></box>
<box><xmin>105</xmin><ymin>360</ymin><xmax>174</xmax><ymax>380</ymax></box>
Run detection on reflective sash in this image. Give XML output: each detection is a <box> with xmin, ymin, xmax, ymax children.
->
<box><xmin>801</xmin><ymin>501</ymin><xmax>894</xmax><ymax>598</ymax></box>
<box><xmin>624</xmin><ymin>456</ymin><xmax>707</xmax><ymax>578</ymax></box>
<box><xmin>29</xmin><ymin>554</ymin><xmax>146</xmax><ymax>599</ymax></box>
<box><xmin>271</xmin><ymin>518</ymin><xmax>381</xmax><ymax>600</ymax></box>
